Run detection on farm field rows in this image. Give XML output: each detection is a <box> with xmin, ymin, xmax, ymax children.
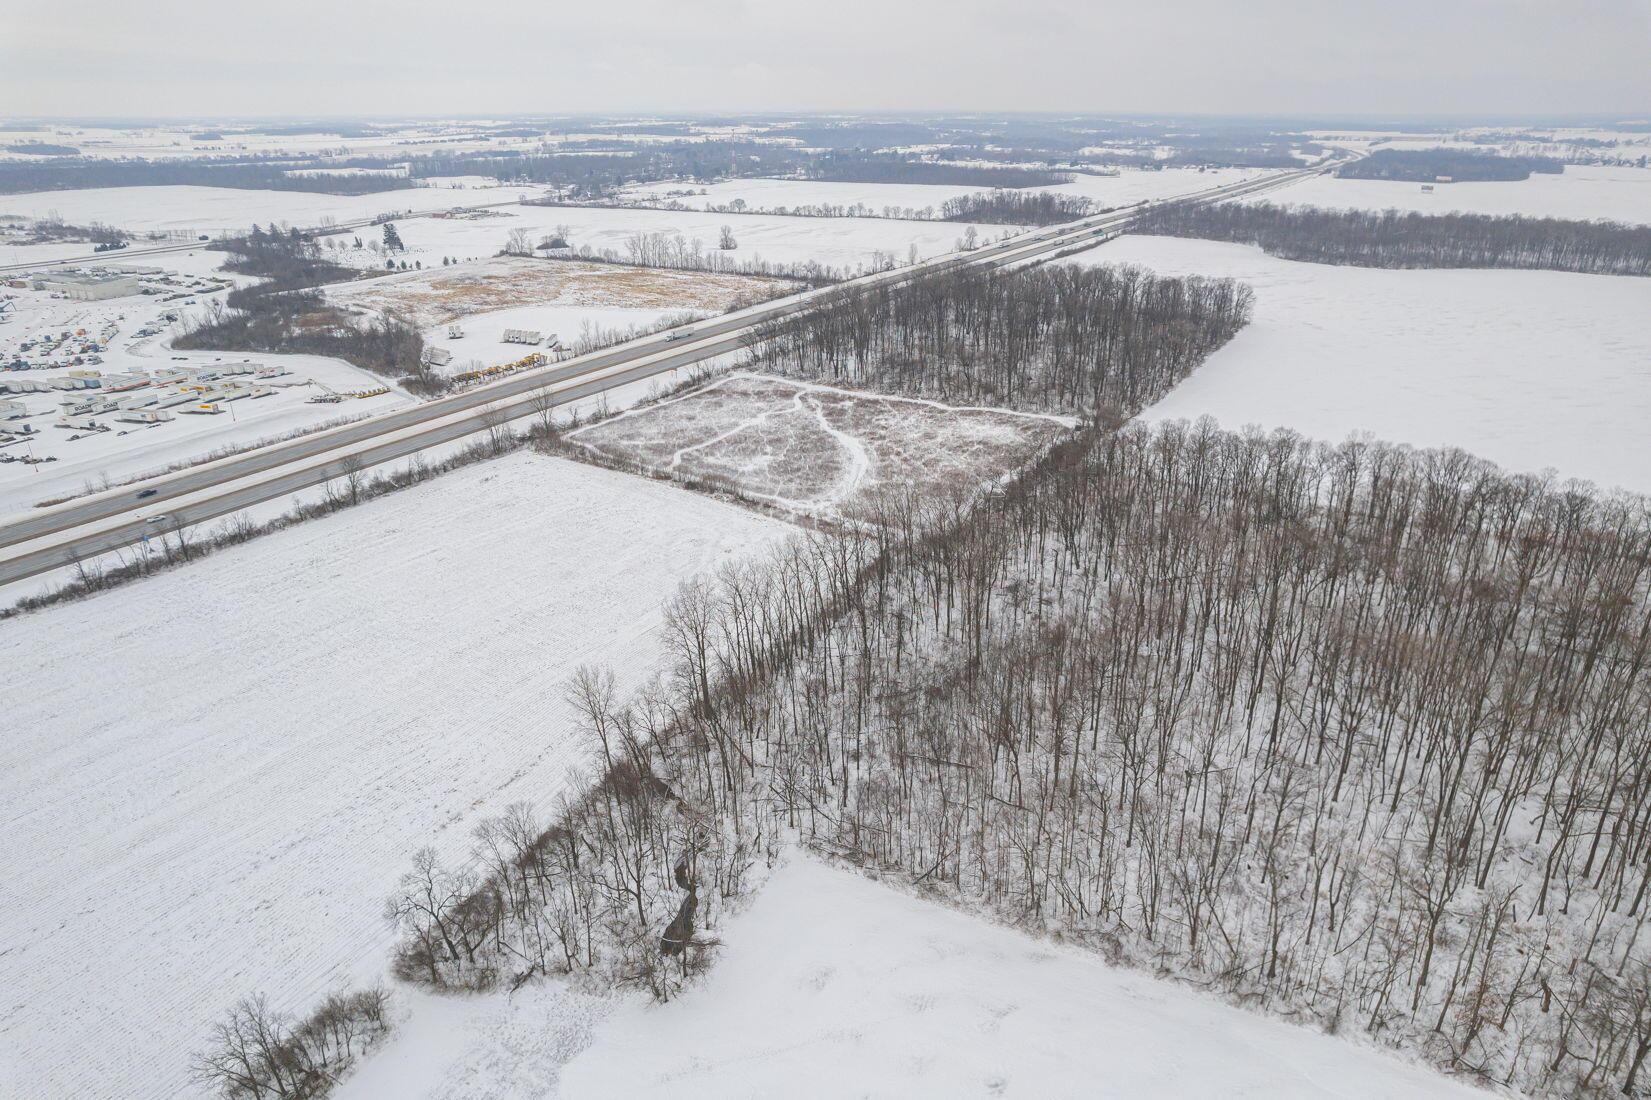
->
<box><xmin>0</xmin><ymin>451</ymin><xmax>789</xmax><ymax>1099</ymax></box>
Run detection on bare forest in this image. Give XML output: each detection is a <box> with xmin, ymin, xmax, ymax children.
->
<box><xmin>806</xmin><ymin>151</ymin><xmax>1070</xmax><ymax>188</ymax></box>
<box><xmin>1136</xmin><ymin>202</ymin><xmax>1651</xmax><ymax>277</ymax></box>
<box><xmin>748</xmin><ymin>263</ymin><xmax>1253</xmax><ymax>414</ymax></box>
<box><xmin>939</xmin><ymin>189</ymin><xmax>1098</xmax><ymax>225</ymax></box>
<box><xmin>1338</xmin><ymin>149</ymin><xmax>1566</xmax><ymax>183</ymax></box>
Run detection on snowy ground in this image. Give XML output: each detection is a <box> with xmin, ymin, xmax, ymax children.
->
<box><xmin>0</xmin><ymin>279</ymin><xmax>411</xmax><ymax>512</ymax></box>
<box><xmin>318</xmin><ymin>203</ymin><xmax>1008</xmax><ymax>276</ymax></box>
<box><xmin>570</xmin><ymin>372</ymin><xmax>1073</xmax><ymax>520</ymax></box>
<box><xmin>1075</xmin><ymin>235</ymin><xmax>1651</xmax><ymax>495</ymax></box>
<box><xmin>419</xmin><ymin>302</ymin><xmax>680</xmax><ymax>376</ymax></box>
<box><xmin>617</xmin><ymin>166</ymin><xmax>1265</xmax><ymax>219</ymax></box>
<box><xmin>0</xmin><ymin>452</ymin><xmax>789</xmax><ymax>1100</ymax></box>
<box><xmin>342</xmin><ymin>855</ymin><xmax>1488</xmax><ymax>1100</ymax></box>
<box><xmin>327</xmin><ymin>257</ymin><xmax>781</xmax><ymax>330</ymax></box>
<box><xmin>325</xmin><ymin>257</ymin><xmax>785</xmax><ymax>378</ymax></box>
<box><xmin>1252</xmin><ymin>164</ymin><xmax>1651</xmax><ymax>224</ymax></box>
<box><xmin>1041</xmin><ymin>165</ymin><xmax>1265</xmax><ymax>208</ymax></box>
<box><xmin>0</xmin><ymin>182</ymin><xmax>547</xmax><ymax>239</ymax></box>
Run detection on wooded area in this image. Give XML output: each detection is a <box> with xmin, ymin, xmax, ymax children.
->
<box><xmin>940</xmin><ymin>190</ymin><xmax>1097</xmax><ymax>225</ymax></box>
<box><xmin>1338</xmin><ymin>148</ymin><xmax>1565</xmax><ymax>183</ymax></box>
<box><xmin>1136</xmin><ymin>202</ymin><xmax>1651</xmax><ymax>276</ymax></box>
<box><xmin>0</xmin><ymin>156</ymin><xmax>414</xmax><ymax>196</ymax></box>
<box><xmin>807</xmin><ymin>151</ymin><xmax>1069</xmax><ymax>188</ymax></box>
<box><xmin>748</xmin><ymin>263</ymin><xmax>1253</xmax><ymax>414</ymax></box>
<box><xmin>174</xmin><ymin>231</ymin><xmax>439</xmax><ymax>393</ymax></box>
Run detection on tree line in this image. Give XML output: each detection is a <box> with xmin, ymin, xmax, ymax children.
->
<box><xmin>806</xmin><ymin>151</ymin><xmax>1069</xmax><ymax>188</ymax></box>
<box><xmin>0</xmin><ymin>156</ymin><xmax>416</xmax><ymax>196</ymax></box>
<box><xmin>192</xmin><ymin>989</ymin><xmax>389</xmax><ymax>1099</ymax></box>
<box><xmin>1135</xmin><ymin>202</ymin><xmax>1651</xmax><ymax>277</ymax></box>
<box><xmin>747</xmin><ymin>262</ymin><xmax>1253</xmax><ymax>414</ymax></box>
<box><xmin>1339</xmin><ymin>149</ymin><xmax>1565</xmax><ymax>183</ymax></box>
<box><xmin>409</xmin><ymin>142</ymin><xmax>806</xmax><ymax>199</ymax></box>
<box><xmin>939</xmin><ymin>190</ymin><xmax>1097</xmax><ymax>225</ymax></box>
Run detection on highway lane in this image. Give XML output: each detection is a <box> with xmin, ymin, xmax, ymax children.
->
<box><xmin>0</xmin><ymin>165</ymin><xmax>1317</xmax><ymax>586</ymax></box>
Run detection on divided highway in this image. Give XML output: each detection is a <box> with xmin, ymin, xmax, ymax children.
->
<box><xmin>0</xmin><ymin>165</ymin><xmax>1315</xmax><ymax>586</ymax></box>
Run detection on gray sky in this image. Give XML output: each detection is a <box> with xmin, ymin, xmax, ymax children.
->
<box><xmin>4</xmin><ymin>0</ymin><xmax>1649</xmax><ymax>119</ymax></box>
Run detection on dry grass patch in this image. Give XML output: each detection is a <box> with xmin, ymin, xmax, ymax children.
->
<box><xmin>569</xmin><ymin>371</ymin><xmax>1075</xmax><ymax>521</ymax></box>
<box><xmin>329</xmin><ymin>256</ymin><xmax>790</xmax><ymax>327</ymax></box>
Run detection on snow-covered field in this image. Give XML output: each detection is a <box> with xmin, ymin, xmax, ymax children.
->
<box><xmin>0</xmin><ymin>182</ymin><xmax>547</xmax><ymax>238</ymax></box>
<box><xmin>327</xmin><ymin>257</ymin><xmax>779</xmax><ymax>330</ymax></box>
<box><xmin>419</xmin><ymin>303</ymin><xmax>680</xmax><ymax>375</ymax></box>
<box><xmin>1077</xmin><ymin>235</ymin><xmax>1651</xmax><ymax>494</ymax></box>
<box><xmin>620</xmin><ymin>176</ymin><xmax>999</xmax><ymax>215</ymax></box>
<box><xmin>1042</xmin><ymin>165</ymin><xmax>1264</xmax><ymax>208</ymax></box>
<box><xmin>1252</xmin><ymin>164</ymin><xmax>1651</xmax><ymax>224</ymax></box>
<box><xmin>617</xmin><ymin>166</ymin><xmax>1265</xmax><ymax>219</ymax></box>
<box><xmin>342</xmin><ymin>855</ymin><xmax>1487</xmax><ymax>1100</ymax></box>
<box><xmin>0</xmin><ymin>451</ymin><xmax>789</xmax><ymax>1100</ymax></box>
<box><xmin>570</xmin><ymin>372</ymin><xmax>1073</xmax><ymax>520</ymax></box>
<box><xmin>320</xmin><ymin>203</ymin><xmax>1007</xmax><ymax>276</ymax></box>
<box><xmin>326</xmin><ymin>257</ymin><xmax>784</xmax><ymax>377</ymax></box>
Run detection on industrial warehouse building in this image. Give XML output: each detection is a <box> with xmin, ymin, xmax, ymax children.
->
<box><xmin>29</xmin><ymin>272</ymin><xmax>142</xmax><ymax>301</ymax></box>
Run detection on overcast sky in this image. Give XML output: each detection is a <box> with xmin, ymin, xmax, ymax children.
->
<box><xmin>4</xmin><ymin>0</ymin><xmax>1648</xmax><ymax>119</ymax></box>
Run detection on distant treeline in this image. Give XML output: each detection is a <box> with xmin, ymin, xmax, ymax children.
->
<box><xmin>750</xmin><ymin>263</ymin><xmax>1253</xmax><ymax>414</ymax></box>
<box><xmin>409</xmin><ymin>142</ymin><xmax>805</xmax><ymax>197</ymax></box>
<box><xmin>0</xmin><ymin>156</ymin><xmax>415</xmax><ymax>196</ymax></box>
<box><xmin>807</xmin><ymin>151</ymin><xmax>1068</xmax><ymax>188</ymax></box>
<box><xmin>1339</xmin><ymin>148</ymin><xmax>1565</xmax><ymax>183</ymax></box>
<box><xmin>1135</xmin><ymin>202</ymin><xmax>1651</xmax><ymax>276</ymax></box>
<box><xmin>4</xmin><ymin>142</ymin><xmax>79</xmax><ymax>157</ymax></box>
<box><xmin>940</xmin><ymin>189</ymin><xmax>1096</xmax><ymax>225</ymax></box>
<box><xmin>1</xmin><ymin>215</ymin><xmax>127</xmax><ymax>245</ymax></box>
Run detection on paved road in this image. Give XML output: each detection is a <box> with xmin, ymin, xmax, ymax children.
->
<box><xmin>0</xmin><ymin>166</ymin><xmax>1315</xmax><ymax>586</ymax></box>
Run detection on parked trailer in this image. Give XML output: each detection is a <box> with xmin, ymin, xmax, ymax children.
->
<box><xmin>116</xmin><ymin>408</ymin><xmax>175</xmax><ymax>424</ymax></box>
<box><xmin>156</xmin><ymin>389</ymin><xmax>205</xmax><ymax>408</ymax></box>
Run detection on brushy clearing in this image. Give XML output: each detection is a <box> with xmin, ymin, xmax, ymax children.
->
<box><xmin>567</xmin><ymin>371</ymin><xmax>1074</xmax><ymax>521</ymax></box>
